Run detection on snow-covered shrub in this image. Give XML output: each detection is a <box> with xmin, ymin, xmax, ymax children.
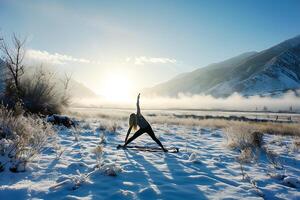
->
<box><xmin>188</xmin><ymin>152</ymin><xmax>202</xmax><ymax>164</ymax></box>
<box><xmin>52</xmin><ymin>170</ymin><xmax>92</xmax><ymax>191</ymax></box>
<box><xmin>81</xmin><ymin>122</ymin><xmax>91</xmax><ymax>130</ymax></box>
<box><xmin>99</xmin><ymin>163</ymin><xmax>122</xmax><ymax>176</ymax></box>
<box><xmin>92</xmin><ymin>144</ymin><xmax>122</xmax><ymax>176</ymax></box>
<box><xmin>0</xmin><ymin>105</ymin><xmax>55</xmax><ymax>172</ymax></box>
<box><xmin>92</xmin><ymin>145</ymin><xmax>103</xmax><ymax>167</ymax></box>
<box><xmin>292</xmin><ymin>138</ymin><xmax>300</xmax><ymax>151</ymax></box>
<box><xmin>238</xmin><ymin>147</ymin><xmax>258</xmax><ymax>163</ymax></box>
<box><xmin>225</xmin><ymin>125</ymin><xmax>263</xmax><ymax>151</ymax></box>
<box><xmin>225</xmin><ymin>125</ymin><xmax>262</xmax><ymax>183</ymax></box>
<box><xmin>99</xmin><ymin>134</ymin><xmax>106</xmax><ymax>145</ymax></box>
<box><xmin>50</xmin><ymin>134</ymin><xmax>65</xmax><ymax>160</ymax></box>
<box><xmin>68</xmin><ymin>170</ymin><xmax>92</xmax><ymax>190</ymax></box>
<box><xmin>264</xmin><ymin>148</ymin><xmax>282</xmax><ymax>169</ymax></box>
<box><xmin>0</xmin><ymin>138</ymin><xmax>13</xmax><ymax>155</ymax></box>
<box><xmin>72</xmin><ymin>127</ymin><xmax>81</xmax><ymax>142</ymax></box>
<box><xmin>225</xmin><ymin>122</ymin><xmax>286</xmax><ymax>186</ymax></box>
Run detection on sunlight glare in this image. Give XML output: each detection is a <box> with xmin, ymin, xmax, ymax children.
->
<box><xmin>101</xmin><ymin>72</ymin><xmax>133</xmax><ymax>102</ymax></box>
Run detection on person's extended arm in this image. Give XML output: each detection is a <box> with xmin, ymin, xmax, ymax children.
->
<box><xmin>136</xmin><ymin>93</ymin><xmax>141</xmax><ymax>116</ymax></box>
<box><xmin>125</xmin><ymin>126</ymin><xmax>132</xmax><ymax>143</ymax></box>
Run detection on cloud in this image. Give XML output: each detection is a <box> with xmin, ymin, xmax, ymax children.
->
<box><xmin>126</xmin><ymin>56</ymin><xmax>177</xmax><ymax>65</ymax></box>
<box><xmin>26</xmin><ymin>49</ymin><xmax>100</xmax><ymax>65</ymax></box>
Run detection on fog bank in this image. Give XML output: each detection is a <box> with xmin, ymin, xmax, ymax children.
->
<box><xmin>71</xmin><ymin>91</ymin><xmax>300</xmax><ymax>112</ymax></box>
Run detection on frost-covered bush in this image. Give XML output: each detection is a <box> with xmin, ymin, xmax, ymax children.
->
<box><xmin>99</xmin><ymin>134</ymin><xmax>107</xmax><ymax>145</ymax></box>
<box><xmin>99</xmin><ymin>162</ymin><xmax>122</xmax><ymax>176</ymax></box>
<box><xmin>19</xmin><ymin>68</ymin><xmax>70</xmax><ymax>115</ymax></box>
<box><xmin>92</xmin><ymin>145</ymin><xmax>103</xmax><ymax>167</ymax></box>
<box><xmin>225</xmin><ymin>125</ymin><xmax>262</xmax><ymax>183</ymax></box>
<box><xmin>66</xmin><ymin>170</ymin><xmax>92</xmax><ymax>190</ymax></box>
<box><xmin>0</xmin><ymin>105</ymin><xmax>55</xmax><ymax>172</ymax></box>
<box><xmin>3</xmin><ymin>66</ymin><xmax>71</xmax><ymax>115</ymax></box>
<box><xmin>92</xmin><ymin>145</ymin><xmax>121</xmax><ymax>176</ymax></box>
<box><xmin>52</xmin><ymin>170</ymin><xmax>92</xmax><ymax>191</ymax></box>
<box><xmin>188</xmin><ymin>152</ymin><xmax>202</xmax><ymax>164</ymax></box>
<box><xmin>264</xmin><ymin>147</ymin><xmax>282</xmax><ymax>169</ymax></box>
<box><xmin>225</xmin><ymin>126</ymin><xmax>263</xmax><ymax>151</ymax></box>
<box><xmin>51</xmin><ymin>163</ymin><xmax>122</xmax><ymax>191</ymax></box>
<box><xmin>292</xmin><ymin>138</ymin><xmax>300</xmax><ymax>151</ymax></box>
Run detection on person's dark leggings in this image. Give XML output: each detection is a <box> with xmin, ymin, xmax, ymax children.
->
<box><xmin>124</xmin><ymin>126</ymin><xmax>165</xmax><ymax>150</ymax></box>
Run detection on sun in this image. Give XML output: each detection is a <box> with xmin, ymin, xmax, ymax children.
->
<box><xmin>101</xmin><ymin>72</ymin><xmax>133</xmax><ymax>102</ymax></box>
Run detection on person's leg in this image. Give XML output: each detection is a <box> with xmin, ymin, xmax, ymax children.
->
<box><xmin>124</xmin><ymin>128</ymin><xmax>145</xmax><ymax>147</ymax></box>
<box><xmin>146</xmin><ymin>127</ymin><xmax>167</xmax><ymax>151</ymax></box>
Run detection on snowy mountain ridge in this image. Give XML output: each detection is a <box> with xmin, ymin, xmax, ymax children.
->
<box><xmin>146</xmin><ymin>35</ymin><xmax>300</xmax><ymax>97</ymax></box>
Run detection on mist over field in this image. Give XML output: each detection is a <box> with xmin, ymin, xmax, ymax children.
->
<box><xmin>71</xmin><ymin>91</ymin><xmax>300</xmax><ymax>112</ymax></box>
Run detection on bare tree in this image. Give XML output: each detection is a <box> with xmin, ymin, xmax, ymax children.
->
<box><xmin>0</xmin><ymin>33</ymin><xmax>71</xmax><ymax>114</ymax></box>
<box><xmin>0</xmin><ymin>34</ymin><xmax>26</xmax><ymax>97</ymax></box>
<box><xmin>60</xmin><ymin>72</ymin><xmax>72</xmax><ymax>106</ymax></box>
<box><xmin>62</xmin><ymin>72</ymin><xmax>72</xmax><ymax>91</ymax></box>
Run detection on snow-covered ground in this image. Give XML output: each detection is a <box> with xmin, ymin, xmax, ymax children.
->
<box><xmin>0</xmin><ymin>117</ymin><xmax>299</xmax><ymax>199</ymax></box>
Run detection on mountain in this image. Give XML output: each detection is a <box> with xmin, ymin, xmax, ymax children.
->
<box><xmin>145</xmin><ymin>35</ymin><xmax>300</xmax><ymax>97</ymax></box>
<box><xmin>68</xmin><ymin>80</ymin><xmax>99</xmax><ymax>100</ymax></box>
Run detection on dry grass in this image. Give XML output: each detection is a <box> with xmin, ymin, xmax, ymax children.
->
<box><xmin>68</xmin><ymin>108</ymin><xmax>300</xmax><ymax>137</ymax></box>
<box><xmin>92</xmin><ymin>145</ymin><xmax>103</xmax><ymax>167</ymax></box>
<box><xmin>98</xmin><ymin>119</ymin><xmax>120</xmax><ymax>132</ymax></box>
<box><xmin>149</xmin><ymin>115</ymin><xmax>300</xmax><ymax>137</ymax></box>
<box><xmin>179</xmin><ymin>119</ymin><xmax>300</xmax><ymax>137</ymax></box>
<box><xmin>293</xmin><ymin>139</ymin><xmax>300</xmax><ymax>151</ymax></box>
<box><xmin>256</xmin><ymin>122</ymin><xmax>300</xmax><ymax>136</ymax></box>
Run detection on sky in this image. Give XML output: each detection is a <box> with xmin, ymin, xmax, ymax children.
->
<box><xmin>1</xmin><ymin>0</ymin><xmax>300</xmax><ymax>99</ymax></box>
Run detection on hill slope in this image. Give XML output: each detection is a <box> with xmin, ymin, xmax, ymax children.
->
<box><xmin>68</xmin><ymin>80</ymin><xmax>99</xmax><ymax>100</ymax></box>
<box><xmin>146</xmin><ymin>35</ymin><xmax>300</xmax><ymax>97</ymax></box>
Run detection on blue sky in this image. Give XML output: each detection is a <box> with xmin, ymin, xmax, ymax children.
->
<box><xmin>1</xmin><ymin>0</ymin><xmax>300</xmax><ymax>96</ymax></box>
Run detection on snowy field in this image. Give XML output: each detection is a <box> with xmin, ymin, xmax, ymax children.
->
<box><xmin>0</xmin><ymin>114</ymin><xmax>300</xmax><ymax>199</ymax></box>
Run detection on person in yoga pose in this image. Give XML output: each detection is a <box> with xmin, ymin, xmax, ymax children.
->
<box><xmin>119</xmin><ymin>93</ymin><xmax>167</xmax><ymax>152</ymax></box>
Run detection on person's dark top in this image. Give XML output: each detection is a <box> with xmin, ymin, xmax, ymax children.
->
<box><xmin>136</xmin><ymin>94</ymin><xmax>150</xmax><ymax>129</ymax></box>
<box><xmin>137</xmin><ymin>115</ymin><xmax>150</xmax><ymax>129</ymax></box>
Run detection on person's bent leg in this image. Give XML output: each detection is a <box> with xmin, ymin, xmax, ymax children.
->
<box><xmin>124</xmin><ymin>129</ymin><xmax>145</xmax><ymax>147</ymax></box>
<box><xmin>147</xmin><ymin>127</ymin><xmax>167</xmax><ymax>151</ymax></box>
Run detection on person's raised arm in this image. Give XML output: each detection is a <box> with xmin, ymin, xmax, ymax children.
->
<box><xmin>136</xmin><ymin>93</ymin><xmax>141</xmax><ymax>116</ymax></box>
<box><xmin>125</xmin><ymin>126</ymin><xmax>132</xmax><ymax>143</ymax></box>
